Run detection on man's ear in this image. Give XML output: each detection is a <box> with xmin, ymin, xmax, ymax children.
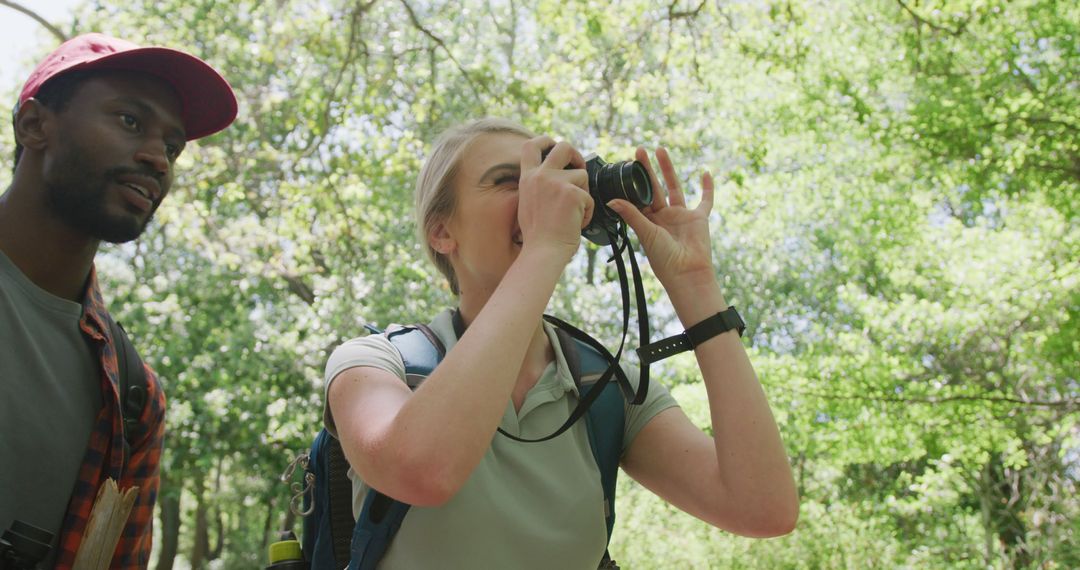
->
<box><xmin>429</xmin><ymin>221</ymin><xmax>457</xmax><ymax>255</ymax></box>
<box><xmin>13</xmin><ymin>99</ymin><xmax>52</xmax><ymax>152</ymax></box>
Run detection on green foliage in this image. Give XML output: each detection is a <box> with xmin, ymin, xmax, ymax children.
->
<box><xmin>2</xmin><ymin>0</ymin><xmax>1075</xmax><ymax>567</ymax></box>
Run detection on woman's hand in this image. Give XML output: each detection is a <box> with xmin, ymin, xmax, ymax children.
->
<box><xmin>606</xmin><ymin>147</ymin><xmax>716</xmax><ymax>290</ymax></box>
<box><xmin>516</xmin><ymin>137</ymin><xmax>594</xmax><ymax>264</ymax></box>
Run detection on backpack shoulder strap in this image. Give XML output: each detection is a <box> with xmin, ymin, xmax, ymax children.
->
<box><xmin>386</xmin><ymin>324</ymin><xmax>444</xmax><ymax>389</ymax></box>
<box><xmin>302</xmin><ymin>429</ymin><xmax>357</xmax><ymax>568</ymax></box>
<box><xmin>554</xmin><ymin>328</ymin><xmax>626</xmax><ymax>561</ymax></box>
<box><xmin>347</xmin><ymin>325</ymin><xmax>445</xmax><ymax>570</ymax></box>
<box><xmin>102</xmin><ymin>314</ymin><xmax>149</xmax><ymax>447</ymax></box>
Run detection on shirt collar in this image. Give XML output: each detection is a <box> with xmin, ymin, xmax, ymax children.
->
<box><xmin>79</xmin><ymin>265</ymin><xmax>110</xmax><ymax>339</ymax></box>
<box><xmin>432</xmin><ymin>308</ymin><xmax>579</xmax><ymax>395</ymax></box>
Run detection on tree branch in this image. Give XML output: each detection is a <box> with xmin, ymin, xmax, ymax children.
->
<box><xmin>300</xmin><ymin>1</ymin><xmax>375</xmax><ymax>157</ymax></box>
<box><xmin>668</xmin><ymin>0</ymin><xmax>706</xmax><ymax>20</ymax></box>
<box><xmin>486</xmin><ymin>0</ymin><xmax>517</xmax><ymax>71</ymax></box>
<box><xmin>398</xmin><ymin>0</ymin><xmax>488</xmax><ymax>100</ymax></box>
<box><xmin>801</xmin><ymin>390</ymin><xmax>1079</xmax><ymax>411</ymax></box>
<box><xmin>894</xmin><ymin>0</ymin><xmax>968</xmax><ymax>37</ymax></box>
<box><xmin>0</xmin><ymin>0</ymin><xmax>68</xmax><ymax>42</ymax></box>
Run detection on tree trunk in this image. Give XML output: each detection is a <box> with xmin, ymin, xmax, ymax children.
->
<box><xmin>209</xmin><ymin>508</ymin><xmax>225</xmax><ymax>561</ymax></box>
<box><xmin>261</xmin><ymin>498</ymin><xmax>277</xmax><ymax>552</ymax></box>
<box><xmin>281</xmin><ymin>505</ymin><xmax>297</xmax><ymax>535</ymax></box>
<box><xmin>154</xmin><ymin>473</ymin><xmax>181</xmax><ymax>570</ymax></box>
<box><xmin>209</xmin><ymin>461</ymin><xmax>225</xmax><ymax>561</ymax></box>
<box><xmin>190</xmin><ymin>475</ymin><xmax>209</xmax><ymax>569</ymax></box>
<box><xmin>978</xmin><ymin>453</ymin><xmax>1031</xmax><ymax>569</ymax></box>
<box><xmin>585</xmin><ymin>246</ymin><xmax>597</xmax><ymax>285</ymax></box>
<box><xmin>979</xmin><ymin>461</ymin><xmax>997</xmax><ymax>567</ymax></box>
<box><xmin>990</xmin><ymin>454</ymin><xmax>1030</xmax><ymax>569</ymax></box>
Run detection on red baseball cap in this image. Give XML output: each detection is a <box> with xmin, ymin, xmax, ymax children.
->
<box><xmin>18</xmin><ymin>33</ymin><xmax>237</xmax><ymax>140</ymax></box>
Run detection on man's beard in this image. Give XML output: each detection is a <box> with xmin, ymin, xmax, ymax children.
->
<box><xmin>43</xmin><ymin>144</ymin><xmax>159</xmax><ymax>244</ymax></box>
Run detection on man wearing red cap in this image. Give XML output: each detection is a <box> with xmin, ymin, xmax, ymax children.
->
<box><xmin>0</xmin><ymin>33</ymin><xmax>237</xmax><ymax>568</ymax></box>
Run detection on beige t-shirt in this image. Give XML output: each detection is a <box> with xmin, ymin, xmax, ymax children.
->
<box><xmin>324</xmin><ymin>309</ymin><xmax>679</xmax><ymax>569</ymax></box>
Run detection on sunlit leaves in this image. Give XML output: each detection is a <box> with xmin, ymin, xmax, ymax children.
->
<box><xmin>2</xmin><ymin>0</ymin><xmax>1074</xmax><ymax>565</ymax></box>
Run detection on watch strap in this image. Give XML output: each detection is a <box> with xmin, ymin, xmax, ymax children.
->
<box><xmin>636</xmin><ymin>306</ymin><xmax>744</xmax><ymax>365</ymax></box>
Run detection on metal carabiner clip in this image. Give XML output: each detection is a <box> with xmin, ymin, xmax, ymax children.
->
<box><xmin>281</xmin><ymin>450</ymin><xmax>315</xmax><ymax>516</ymax></box>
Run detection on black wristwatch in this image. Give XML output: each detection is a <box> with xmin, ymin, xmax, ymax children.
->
<box><xmin>636</xmin><ymin>306</ymin><xmax>745</xmax><ymax>365</ymax></box>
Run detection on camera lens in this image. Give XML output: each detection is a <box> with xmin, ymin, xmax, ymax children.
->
<box><xmin>592</xmin><ymin>160</ymin><xmax>652</xmax><ymax>209</ymax></box>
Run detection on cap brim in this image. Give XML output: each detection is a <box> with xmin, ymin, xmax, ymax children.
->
<box><xmin>69</xmin><ymin>47</ymin><xmax>237</xmax><ymax>140</ymax></box>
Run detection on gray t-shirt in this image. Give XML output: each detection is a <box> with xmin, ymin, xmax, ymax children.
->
<box><xmin>324</xmin><ymin>309</ymin><xmax>679</xmax><ymax>569</ymax></box>
<box><xmin>0</xmin><ymin>248</ymin><xmax>101</xmax><ymax>554</ymax></box>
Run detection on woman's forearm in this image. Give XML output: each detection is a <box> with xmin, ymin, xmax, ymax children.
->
<box><xmin>377</xmin><ymin>245</ymin><xmax>567</xmax><ymax>500</ymax></box>
<box><xmin>667</xmin><ymin>274</ymin><xmax>799</xmax><ymax>519</ymax></box>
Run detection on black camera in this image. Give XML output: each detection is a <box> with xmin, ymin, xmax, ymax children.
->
<box><xmin>0</xmin><ymin>521</ymin><xmax>52</xmax><ymax>570</ymax></box>
<box><xmin>580</xmin><ymin>154</ymin><xmax>653</xmax><ymax>245</ymax></box>
<box><xmin>540</xmin><ymin>148</ymin><xmax>653</xmax><ymax>245</ymax></box>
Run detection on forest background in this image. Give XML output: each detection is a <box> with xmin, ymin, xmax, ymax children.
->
<box><xmin>0</xmin><ymin>0</ymin><xmax>1077</xmax><ymax>568</ymax></box>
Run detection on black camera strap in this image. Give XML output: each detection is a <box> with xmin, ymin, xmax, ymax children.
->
<box><xmin>455</xmin><ymin>221</ymin><xmax>651</xmax><ymax>444</ymax></box>
<box><xmin>609</xmin><ymin>221</ymin><xmax>650</xmax><ymax>405</ymax></box>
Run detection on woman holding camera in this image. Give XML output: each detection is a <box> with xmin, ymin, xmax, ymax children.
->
<box><xmin>323</xmin><ymin>118</ymin><xmax>798</xmax><ymax>568</ymax></box>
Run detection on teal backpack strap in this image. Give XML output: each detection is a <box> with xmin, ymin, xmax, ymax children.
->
<box><xmin>347</xmin><ymin>325</ymin><xmax>444</xmax><ymax>570</ymax></box>
<box><xmin>584</xmin><ymin>383</ymin><xmax>624</xmax><ymax>569</ymax></box>
<box><xmin>554</xmin><ymin>327</ymin><xmax>626</xmax><ymax>567</ymax></box>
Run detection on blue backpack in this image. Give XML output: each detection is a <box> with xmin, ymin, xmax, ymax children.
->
<box><xmin>299</xmin><ymin>317</ymin><xmax>628</xmax><ymax>569</ymax></box>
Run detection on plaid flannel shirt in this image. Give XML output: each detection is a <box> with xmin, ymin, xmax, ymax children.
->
<box><xmin>52</xmin><ymin>267</ymin><xmax>166</xmax><ymax>569</ymax></box>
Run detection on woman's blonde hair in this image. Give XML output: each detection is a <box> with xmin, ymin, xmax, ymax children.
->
<box><xmin>415</xmin><ymin>118</ymin><xmax>536</xmax><ymax>295</ymax></box>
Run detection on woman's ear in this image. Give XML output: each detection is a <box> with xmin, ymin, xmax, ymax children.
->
<box><xmin>429</xmin><ymin>222</ymin><xmax>456</xmax><ymax>255</ymax></box>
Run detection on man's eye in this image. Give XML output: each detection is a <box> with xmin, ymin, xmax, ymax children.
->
<box><xmin>494</xmin><ymin>175</ymin><xmax>519</xmax><ymax>186</ymax></box>
<box><xmin>119</xmin><ymin>113</ymin><xmax>139</xmax><ymax>129</ymax></box>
